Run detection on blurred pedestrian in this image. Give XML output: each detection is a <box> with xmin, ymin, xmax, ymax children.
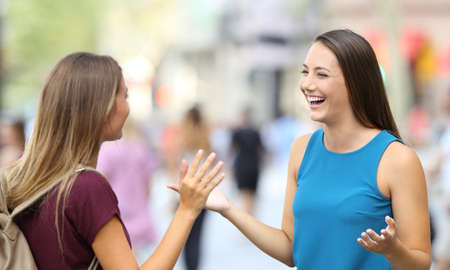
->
<box><xmin>1</xmin><ymin>52</ymin><xmax>224</xmax><ymax>269</ymax></box>
<box><xmin>0</xmin><ymin>116</ymin><xmax>26</xmax><ymax>167</ymax></box>
<box><xmin>230</xmin><ymin>107</ymin><xmax>264</xmax><ymax>215</ymax></box>
<box><xmin>174</xmin><ymin>104</ymin><xmax>211</xmax><ymax>270</ymax></box>
<box><xmin>97</xmin><ymin>119</ymin><xmax>159</xmax><ymax>264</ymax></box>
<box><xmin>180</xmin><ymin>29</ymin><xmax>431</xmax><ymax>269</ymax></box>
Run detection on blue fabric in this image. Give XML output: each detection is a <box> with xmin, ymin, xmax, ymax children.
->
<box><xmin>292</xmin><ymin>129</ymin><xmax>402</xmax><ymax>269</ymax></box>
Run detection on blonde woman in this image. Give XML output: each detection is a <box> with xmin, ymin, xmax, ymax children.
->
<box><xmin>1</xmin><ymin>52</ymin><xmax>224</xmax><ymax>270</ymax></box>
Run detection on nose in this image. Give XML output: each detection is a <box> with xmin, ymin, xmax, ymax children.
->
<box><xmin>300</xmin><ymin>74</ymin><xmax>316</xmax><ymax>93</ymax></box>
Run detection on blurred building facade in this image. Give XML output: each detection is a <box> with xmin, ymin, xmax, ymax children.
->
<box><xmin>2</xmin><ymin>0</ymin><xmax>450</xmax><ymax>141</ymax></box>
<box><xmin>117</xmin><ymin>0</ymin><xmax>450</xmax><ymax>136</ymax></box>
<box><xmin>322</xmin><ymin>0</ymin><xmax>450</xmax><ymax>143</ymax></box>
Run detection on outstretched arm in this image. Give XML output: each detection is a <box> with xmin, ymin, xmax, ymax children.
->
<box><xmin>203</xmin><ymin>134</ymin><xmax>311</xmax><ymax>267</ymax></box>
<box><xmin>219</xmin><ymin>177</ymin><xmax>296</xmax><ymax>266</ymax></box>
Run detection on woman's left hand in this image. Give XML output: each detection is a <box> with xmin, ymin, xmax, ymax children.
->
<box><xmin>357</xmin><ymin>216</ymin><xmax>399</xmax><ymax>255</ymax></box>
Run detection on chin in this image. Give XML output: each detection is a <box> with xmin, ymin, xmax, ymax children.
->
<box><xmin>309</xmin><ymin>112</ymin><xmax>324</xmax><ymax>123</ymax></box>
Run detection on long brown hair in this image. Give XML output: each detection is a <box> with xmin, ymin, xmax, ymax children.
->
<box><xmin>3</xmin><ymin>52</ymin><xmax>122</xmax><ymax>251</ymax></box>
<box><xmin>315</xmin><ymin>29</ymin><xmax>401</xmax><ymax>139</ymax></box>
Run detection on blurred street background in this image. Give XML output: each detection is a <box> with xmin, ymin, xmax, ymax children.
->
<box><xmin>1</xmin><ymin>0</ymin><xmax>450</xmax><ymax>269</ymax></box>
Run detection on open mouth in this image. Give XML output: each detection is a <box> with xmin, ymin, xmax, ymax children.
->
<box><xmin>307</xmin><ymin>96</ymin><xmax>326</xmax><ymax>105</ymax></box>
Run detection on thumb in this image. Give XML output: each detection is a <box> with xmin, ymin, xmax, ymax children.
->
<box><xmin>167</xmin><ymin>184</ymin><xmax>180</xmax><ymax>193</ymax></box>
<box><xmin>385</xmin><ymin>216</ymin><xmax>396</xmax><ymax>232</ymax></box>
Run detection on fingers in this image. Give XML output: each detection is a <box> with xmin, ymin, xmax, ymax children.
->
<box><xmin>357</xmin><ymin>230</ymin><xmax>378</xmax><ymax>252</ymax></box>
<box><xmin>385</xmin><ymin>216</ymin><xmax>396</xmax><ymax>231</ymax></box>
<box><xmin>357</xmin><ymin>222</ymin><xmax>397</xmax><ymax>254</ymax></box>
<box><xmin>360</xmin><ymin>231</ymin><xmax>377</xmax><ymax>247</ymax></box>
<box><xmin>202</xmin><ymin>160</ymin><xmax>224</xmax><ymax>184</ymax></box>
<box><xmin>199</xmin><ymin>157</ymin><xmax>226</xmax><ymax>192</ymax></box>
<box><xmin>185</xmin><ymin>149</ymin><xmax>204</xmax><ymax>179</ymax></box>
<box><xmin>357</xmin><ymin>237</ymin><xmax>370</xmax><ymax>251</ymax></box>
<box><xmin>205</xmin><ymin>172</ymin><xmax>225</xmax><ymax>192</ymax></box>
<box><xmin>366</xmin><ymin>229</ymin><xmax>384</xmax><ymax>242</ymax></box>
<box><xmin>383</xmin><ymin>216</ymin><xmax>396</xmax><ymax>239</ymax></box>
<box><xmin>194</xmin><ymin>152</ymin><xmax>217</xmax><ymax>180</ymax></box>
<box><xmin>180</xmin><ymin>150</ymin><xmax>224</xmax><ymax>191</ymax></box>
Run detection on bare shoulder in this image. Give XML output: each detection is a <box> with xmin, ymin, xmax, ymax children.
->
<box><xmin>379</xmin><ymin>141</ymin><xmax>425</xmax><ymax>189</ymax></box>
<box><xmin>381</xmin><ymin>141</ymin><xmax>423</xmax><ymax>171</ymax></box>
<box><xmin>291</xmin><ymin>133</ymin><xmax>313</xmax><ymax>153</ymax></box>
<box><xmin>288</xmin><ymin>133</ymin><xmax>314</xmax><ymax>179</ymax></box>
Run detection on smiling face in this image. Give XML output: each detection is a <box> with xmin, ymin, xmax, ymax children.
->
<box><xmin>300</xmin><ymin>41</ymin><xmax>354</xmax><ymax>125</ymax></box>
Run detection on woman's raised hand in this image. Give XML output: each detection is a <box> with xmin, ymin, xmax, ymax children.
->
<box><xmin>167</xmin><ymin>150</ymin><xmax>231</xmax><ymax>214</ymax></box>
<box><xmin>167</xmin><ymin>150</ymin><xmax>225</xmax><ymax>216</ymax></box>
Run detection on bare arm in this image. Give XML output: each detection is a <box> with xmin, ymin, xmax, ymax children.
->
<box><xmin>92</xmin><ymin>150</ymin><xmax>225</xmax><ymax>270</ymax></box>
<box><xmin>220</xmin><ymin>202</ymin><xmax>294</xmax><ymax>266</ymax></box>
<box><xmin>219</xmin><ymin>134</ymin><xmax>311</xmax><ymax>267</ymax></box>
<box><xmin>359</xmin><ymin>142</ymin><xmax>431</xmax><ymax>270</ymax></box>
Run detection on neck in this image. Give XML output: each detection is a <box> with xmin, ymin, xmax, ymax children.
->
<box><xmin>322</xmin><ymin>119</ymin><xmax>380</xmax><ymax>153</ymax></box>
<box><xmin>86</xmin><ymin>148</ymin><xmax>100</xmax><ymax>169</ymax></box>
<box><xmin>86</xmin><ymin>157</ymin><xmax>98</xmax><ymax>168</ymax></box>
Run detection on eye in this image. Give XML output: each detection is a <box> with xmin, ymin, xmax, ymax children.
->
<box><xmin>318</xmin><ymin>73</ymin><xmax>328</xmax><ymax>77</ymax></box>
<box><xmin>301</xmin><ymin>70</ymin><xmax>308</xmax><ymax>75</ymax></box>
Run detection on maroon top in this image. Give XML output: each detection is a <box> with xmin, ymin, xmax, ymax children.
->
<box><xmin>16</xmin><ymin>170</ymin><xmax>131</xmax><ymax>270</ymax></box>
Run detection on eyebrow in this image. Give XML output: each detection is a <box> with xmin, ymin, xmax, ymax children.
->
<box><xmin>302</xmin><ymin>64</ymin><xmax>330</xmax><ymax>72</ymax></box>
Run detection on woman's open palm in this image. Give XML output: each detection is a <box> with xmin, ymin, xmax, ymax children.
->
<box><xmin>203</xmin><ymin>186</ymin><xmax>230</xmax><ymax>212</ymax></box>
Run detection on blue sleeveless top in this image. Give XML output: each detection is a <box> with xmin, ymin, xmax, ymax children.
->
<box><xmin>292</xmin><ymin>129</ymin><xmax>402</xmax><ymax>269</ymax></box>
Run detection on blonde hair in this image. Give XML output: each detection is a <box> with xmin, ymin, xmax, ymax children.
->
<box><xmin>3</xmin><ymin>52</ymin><xmax>122</xmax><ymax>252</ymax></box>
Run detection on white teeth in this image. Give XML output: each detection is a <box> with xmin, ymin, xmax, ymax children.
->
<box><xmin>307</xmin><ymin>96</ymin><xmax>326</xmax><ymax>102</ymax></box>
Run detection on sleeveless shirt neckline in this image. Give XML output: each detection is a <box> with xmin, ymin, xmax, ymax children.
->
<box><xmin>320</xmin><ymin>129</ymin><xmax>386</xmax><ymax>155</ymax></box>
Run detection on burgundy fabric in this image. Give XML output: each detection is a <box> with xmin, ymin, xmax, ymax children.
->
<box><xmin>15</xmin><ymin>170</ymin><xmax>131</xmax><ymax>270</ymax></box>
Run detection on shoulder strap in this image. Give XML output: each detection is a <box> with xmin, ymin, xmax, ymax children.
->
<box><xmin>77</xmin><ymin>166</ymin><xmax>107</xmax><ymax>180</ymax></box>
<box><xmin>9</xmin><ymin>166</ymin><xmax>108</xmax><ymax>218</ymax></box>
<box><xmin>88</xmin><ymin>256</ymin><xmax>99</xmax><ymax>270</ymax></box>
<box><xmin>10</xmin><ymin>178</ymin><xmax>63</xmax><ymax>219</ymax></box>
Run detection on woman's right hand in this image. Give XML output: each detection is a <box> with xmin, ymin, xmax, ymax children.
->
<box><xmin>172</xmin><ymin>150</ymin><xmax>225</xmax><ymax>217</ymax></box>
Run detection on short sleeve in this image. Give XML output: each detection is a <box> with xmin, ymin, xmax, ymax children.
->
<box><xmin>65</xmin><ymin>170</ymin><xmax>124</xmax><ymax>245</ymax></box>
